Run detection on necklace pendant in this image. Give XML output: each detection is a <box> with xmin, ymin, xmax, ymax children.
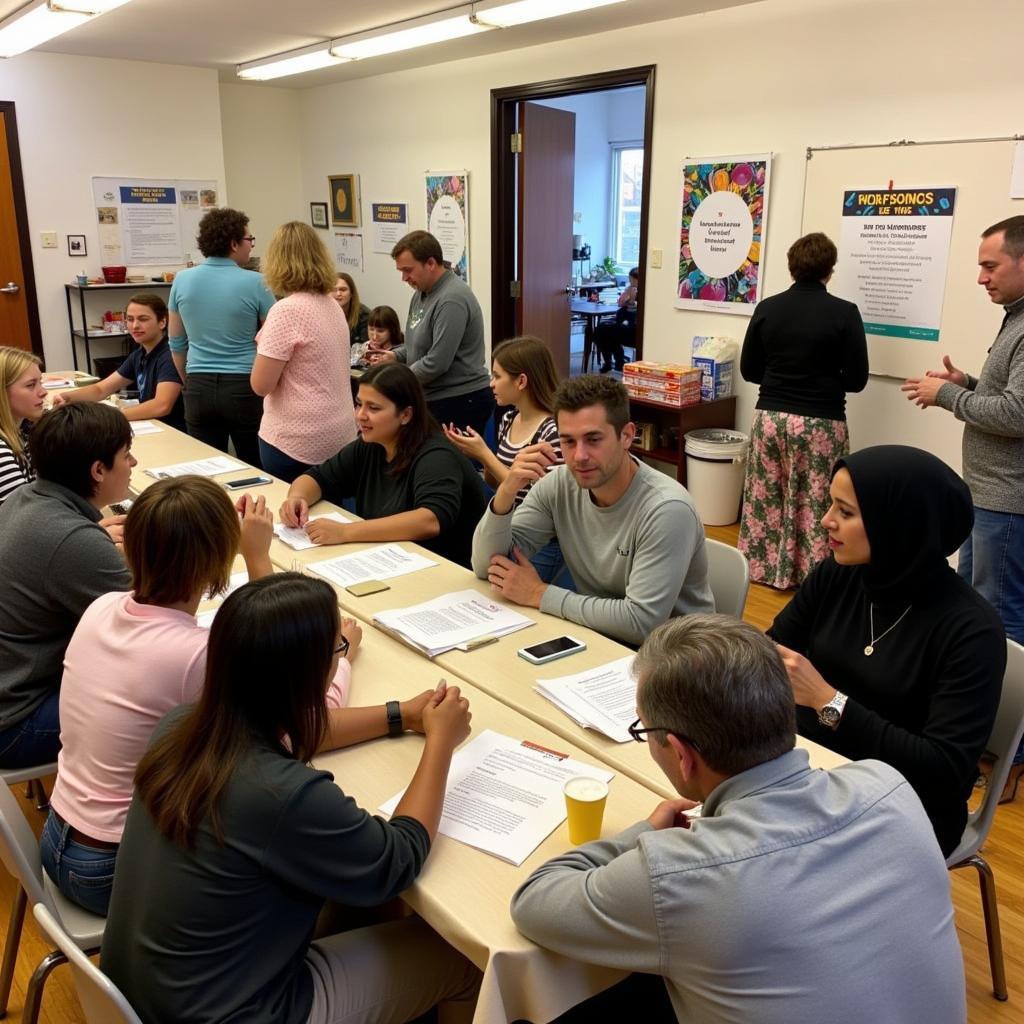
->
<box><xmin>863</xmin><ymin>644</ymin><xmax>874</xmax><ymax>657</ymax></box>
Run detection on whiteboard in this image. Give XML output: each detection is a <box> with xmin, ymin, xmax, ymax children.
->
<box><xmin>801</xmin><ymin>139</ymin><xmax>1021</xmax><ymax>379</ymax></box>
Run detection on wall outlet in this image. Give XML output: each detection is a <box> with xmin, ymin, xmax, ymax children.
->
<box><xmin>41</xmin><ymin>231</ymin><xmax>58</xmax><ymax>249</ymax></box>
<box><xmin>650</xmin><ymin>248</ymin><xmax>663</xmax><ymax>269</ymax></box>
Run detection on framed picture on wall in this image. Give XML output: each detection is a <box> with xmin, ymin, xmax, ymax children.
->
<box><xmin>329</xmin><ymin>173</ymin><xmax>360</xmax><ymax>228</ymax></box>
<box><xmin>310</xmin><ymin>202</ymin><xmax>329</xmax><ymax>229</ymax></box>
<box><xmin>67</xmin><ymin>234</ymin><xmax>87</xmax><ymax>256</ymax></box>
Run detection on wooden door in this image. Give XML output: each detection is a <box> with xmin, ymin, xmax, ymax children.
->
<box><xmin>0</xmin><ymin>104</ymin><xmax>41</xmax><ymax>356</ymax></box>
<box><xmin>517</xmin><ymin>102</ymin><xmax>575</xmax><ymax>378</ymax></box>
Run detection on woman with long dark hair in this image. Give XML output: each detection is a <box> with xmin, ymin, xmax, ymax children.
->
<box><xmin>101</xmin><ymin>572</ymin><xmax>478</xmax><ymax>1024</ymax></box>
<box><xmin>280</xmin><ymin>363</ymin><xmax>487</xmax><ymax>568</ymax></box>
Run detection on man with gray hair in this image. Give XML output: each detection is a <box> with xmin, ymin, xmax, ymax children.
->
<box><xmin>511</xmin><ymin>615</ymin><xmax>967</xmax><ymax>1024</ymax></box>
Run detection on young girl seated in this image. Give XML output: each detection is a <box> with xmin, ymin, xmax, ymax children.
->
<box><xmin>280</xmin><ymin>362</ymin><xmax>487</xmax><ymax>569</ymax></box>
<box><xmin>0</xmin><ymin>346</ymin><xmax>45</xmax><ymax>504</ymax></box>
<box><xmin>51</xmin><ymin>293</ymin><xmax>185</xmax><ymax>429</ymax></box>
<box><xmin>101</xmin><ymin>573</ymin><xmax>478</xmax><ymax>1024</ymax></box>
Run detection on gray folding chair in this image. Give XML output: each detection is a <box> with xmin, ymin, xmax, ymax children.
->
<box><xmin>704</xmin><ymin>539</ymin><xmax>750</xmax><ymax>619</ymax></box>
<box><xmin>946</xmin><ymin>637</ymin><xmax>1024</xmax><ymax>1001</ymax></box>
<box><xmin>0</xmin><ymin>764</ymin><xmax>57</xmax><ymax>813</ymax></box>
<box><xmin>0</xmin><ymin>781</ymin><xmax>105</xmax><ymax>1024</ymax></box>
<box><xmin>32</xmin><ymin>905</ymin><xmax>139</xmax><ymax>1024</ymax></box>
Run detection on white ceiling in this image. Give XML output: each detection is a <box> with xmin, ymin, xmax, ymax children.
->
<box><xmin>7</xmin><ymin>0</ymin><xmax>758</xmax><ymax>87</ymax></box>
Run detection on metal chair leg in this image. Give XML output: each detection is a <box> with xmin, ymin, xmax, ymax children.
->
<box><xmin>28</xmin><ymin>782</ymin><xmax>47</xmax><ymax>813</ymax></box>
<box><xmin>0</xmin><ymin>888</ymin><xmax>25</xmax><ymax>1017</ymax></box>
<box><xmin>21</xmin><ymin>949</ymin><xmax>65</xmax><ymax>1024</ymax></box>
<box><xmin>971</xmin><ymin>854</ymin><xmax>1008</xmax><ymax>1000</ymax></box>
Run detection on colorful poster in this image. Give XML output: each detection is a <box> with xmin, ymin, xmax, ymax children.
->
<box><xmin>677</xmin><ymin>155</ymin><xmax>771</xmax><ymax>315</ymax></box>
<box><xmin>425</xmin><ymin>170</ymin><xmax>469</xmax><ymax>283</ymax></box>
<box><xmin>334</xmin><ymin>231</ymin><xmax>364</xmax><ymax>273</ymax></box>
<box><xmin>832</xmin><ymin>186</ymin><xmax>956</xmax><ymax>341</ymax></box>
<box><xmin>371</xmin><ymin>202</ymin><xmax>409</xmax><ymax>255</ymax></box>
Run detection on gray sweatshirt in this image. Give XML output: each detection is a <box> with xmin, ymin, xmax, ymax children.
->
<box><xmin>393</xmin><ymin>270</ymin><xmax>489</xmax><ymax>401</ymax></box>
<box><xmin>471</xmin><ymin>459</ymin><xmax>713</xmax><ymax>646</ymax></box>
<box><xmin>936</xmin><ymin>295</ymin><xmax>1024</xmax><ymax>513</ymax></box>
<box><xmin>0</xmin><ymin>480</ymin><xmax>130</xmax><ymax>730</ymax></box>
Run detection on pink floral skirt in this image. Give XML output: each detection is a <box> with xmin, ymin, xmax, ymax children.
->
<box><xmin>737</xmin><ymin>409</ymin><xmax>849</xmax><ymax>590</ymax></box>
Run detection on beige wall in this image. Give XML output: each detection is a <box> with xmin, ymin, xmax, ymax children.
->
<box><xmin>0</xmin><ymin>52</ymin><xmax>226</xmax><ymax>368</ymax></box>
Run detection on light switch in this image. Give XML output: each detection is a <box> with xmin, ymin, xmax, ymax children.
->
<box><xmin>650</xmin><ymin>248</ymin><xmax>663</xmax><ymax>269</ymax></box>
<box><xmin>41</xmin><ymin>231</ymin><xmax>58</xmax><ymax>249</ymax></box>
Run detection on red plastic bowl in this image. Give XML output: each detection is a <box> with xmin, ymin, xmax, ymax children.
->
<box><xmin>101</xmin><ymin>265</ymin><xmax>127</xmax><ymax>284</ymax></box>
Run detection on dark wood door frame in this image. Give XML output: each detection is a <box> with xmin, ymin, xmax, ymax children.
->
<box><xmin>490</xmin><ymin>65</ymin><xmax>656</xmax><ymax>362</ymax></box>
<box><xmin>0</xmin><ymin>102</ymin><xmax>43</xmax><ymax>360</ymax></box>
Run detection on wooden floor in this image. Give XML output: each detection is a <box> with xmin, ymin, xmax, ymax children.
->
<box><xmin>4</xmin><ymin>525</ymin><xmax>1022</xmax><ymax>1022</ymax></box>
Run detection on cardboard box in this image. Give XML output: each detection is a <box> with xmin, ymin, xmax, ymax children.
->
<box><xmin>691</xmin><ymin>337</ymin><xmax>738</xmax><ymax>401</ymax></box>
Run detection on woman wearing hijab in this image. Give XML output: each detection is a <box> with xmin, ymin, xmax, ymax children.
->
<box><xmin>768</xmin><ymin>445</ymin><xmax>1005</xmax><ymax>857</ymax></box>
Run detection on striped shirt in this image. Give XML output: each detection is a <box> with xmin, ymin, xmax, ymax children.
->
<box><xmin>0</xmin><ymin>428</ymin><xmax>33</xmax><ymax>506</ymax></box>
<box><xmin>495</xmin><ymin>409</ymin><xmax>561</xmax><ymax>508</ymax></box>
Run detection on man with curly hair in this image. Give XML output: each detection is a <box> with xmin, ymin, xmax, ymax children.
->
<box><xmin>169</xmin><ymin>208</ymin><xmax>276</xmax><ymax>465</ymax></box>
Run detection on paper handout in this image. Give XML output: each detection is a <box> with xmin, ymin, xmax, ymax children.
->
<box><xmin>144</xmin><ymin>455</ymin><xmax>244</xmax><ymax>479</ymax></box>
<box><xmin>307</xmin><ymin>543</ymin><xmax>438</xmax><ymax>585</ymax></box>
<box><xmin>129</xmin><ymin>420</ymin><xmax>163</xmax><ymax>436</ymax></box>
<box><xmin>535</xmin><ymin>656</ymin><xmax>637</xmax><ymax>743</ymax></box>
<box><xmin>273</xmin><ymin>512</ymin><xmax>353</xmax><ymax>551</ymax></box>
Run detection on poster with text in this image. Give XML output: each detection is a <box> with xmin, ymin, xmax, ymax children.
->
<box><xmin>425</xmin><ymin>171</ymin><xmax>469</xmax><ymax>283</ymax></box>
<box><xmin>334</xmin><ymin>231</ymin><xmax>364</xmax><ymax>273</ymax></box>
<box><xmin>832</xmin><ymin>186</ymin><xmax>956</xmax><ymax>341</ymax></box>
<box><xmin>677</xmin><ymin>155</ymin><xmax>771</xmax><ymax>315</ymax></box>
<box><xmin>371</xmin><ymin>202</ymin><xmax>409</xmax><ymax>254</ymax></box>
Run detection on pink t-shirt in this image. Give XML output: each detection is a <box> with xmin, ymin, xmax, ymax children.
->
<box><xmin>256</xmin><ymin>292</ymin><xmax>356</xmax><ymax>466</ymax></box>
<box><xmin>51</xmin><ymin>591</ymin><xmax>354</xmax><ymax>843</ymax></box>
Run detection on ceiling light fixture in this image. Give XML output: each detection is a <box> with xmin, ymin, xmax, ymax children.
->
<box><xmin>472</xmin><ymin>0</ymin><xmax>627</xmax><ymax>29</ymax></box>
<box><xmin>329</xmin><ymin>5</ymin><xmax>492</xmax><ymax>62</ymax></box>
<box><xmin>237</xmin><ymin>41</ymin><xmax>349</xmax><ymax>81</ymax></box>
<box><xmin>0</xmin><ymin>0</ymin><xmax>134</xmax><ymax>58</ymax></box>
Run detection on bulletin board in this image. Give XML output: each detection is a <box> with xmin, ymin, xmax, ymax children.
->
<box><xmin>800</xmin><ymin>137</ymin><xmax>1021</xmax><ymax>379</ymax></box>
<box><xmin>92</xmin><ymin>176</ymin><xmax>220</xmax><ymax>266</ymax></box>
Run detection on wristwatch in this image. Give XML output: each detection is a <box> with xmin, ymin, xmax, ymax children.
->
<box><xmin>818</xmin><ymin>691</ymin><xmax>848</xmax><ymax>730</ymax></box>
<box><xmin>386</xmin><ymin>700</ymin><xmax>403</xmax><ymax>737</ymax></box>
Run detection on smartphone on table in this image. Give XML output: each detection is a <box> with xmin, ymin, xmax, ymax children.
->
<box><xmin>517</xmin><ymin>635</ymin><xmax>587</xmax><ymax>665</ymax></box>
<box><xmin>224</xmin><ymin>475</ymin><xmax>272</xmax><ymax>490</ymax></box>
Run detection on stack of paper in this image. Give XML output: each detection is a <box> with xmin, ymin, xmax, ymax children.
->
<box><xmin>273</xmin><ymin>512</ymin><xmax>353</xmax><ymax>550</ymax></box>
<box><xmin>42</xmin><ymin>377</ymin><xmax>76</xmax><ymax>390</ymax></box>
<box><xmin>145</xmin><ymin>455</ymin><xmax>244</xmax><ymax>479</ymax></box>
<box><xmin>373</xmin><ymin>589</ymin><xmax>533</xmax><ymax>658</ymax></box>
<box><xmin>130</xmin><ymin>420</ymin><xmax>163</xmax><ymax>436</ymax></box>
<box><xmin>535</xmin><ymin>656</ymin><xmax>637</xmax><ymax>744</ymax></box>
<box><xmin>380</xmin><ymin>729</ymin><xmax>614</xmax><ymax>865</ymax></box>
<box><xmin>308</xmin><ymin>543</ymin><xmax>437</xmax><ymax>586</ymax></box>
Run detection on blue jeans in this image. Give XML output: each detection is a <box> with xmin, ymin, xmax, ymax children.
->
<box><xmin>958</xmin><ymin>507</ymin><xmax>1024</xmax><ymax>763</ymax></box>
<box><xmin>531</xmin><ymin>539</ymin><xmax>577</xmax><ymax>591</ymax></box>
<box><xmin>40</xmin><ymin>810</ymin><xmax>118</xmax><ymax>916</ymax></box>
<box><xmin>258</xmin><ymin>437</ymin><xmax>312</xmax><ymax>484</ymax></box>
<box><xmin>0</xmin><ymin>691</ymin><xmax>60</xmax><ymax>768</ymax></box>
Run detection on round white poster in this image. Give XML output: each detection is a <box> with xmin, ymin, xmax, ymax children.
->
<box><xmin>428</xmin><ymin>194</ymin><xmax>466</xmax><ymax>266</ymax></box>
<box><xmin>688</xmin><ymin>189</ymin><xmax>754</xmax><ymax>279</ymax></box>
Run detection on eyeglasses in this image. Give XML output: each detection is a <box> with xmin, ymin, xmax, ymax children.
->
<box><xmin>242</xmin><ymin>235</ymin><xmax>256</xmax><ymax>244</ymax></box>
<box><xmin>333</xmin><ymin>635</ymin><xmax>350</xmax><ymax>657</ymax></box>
<box><xmin>628</xmin><ymin>717</ymin><xmax>701</xmax><ymax>752</ymax></box>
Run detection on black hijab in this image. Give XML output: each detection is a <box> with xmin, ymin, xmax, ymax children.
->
<box><xmin>833</xmin><ymin>445</ymin><xmax>973</xmax><ymax>602</ymax></box>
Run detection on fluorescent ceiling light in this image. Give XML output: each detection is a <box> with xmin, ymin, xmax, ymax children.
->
<box><xmin>472</xmin><ymin>0</ymin><xmax>627</xmax><ymax>28</ymax></box>
<box><xmin>0</xmin><ymin>0</ymin><xmax>133</xmax><ymax>59</ymax></box>
<box><xmin>330</xmin><ymin>6</ymin><xmax>492</xmax><ymax>61</ymax></box>
<box><xmin>237</xmin><ymin>43</ymin><xmax>348</xmax><ymax>81</ymax></box>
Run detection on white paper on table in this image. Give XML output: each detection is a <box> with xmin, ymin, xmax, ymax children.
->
<box><xmin>273</xmin><ymin>512</ymin><xmax>353</xmax><ymax>551</ymax></box>
<box><xmin>373</xmin><ymin>589</ymin><xmax>533</xmax><ymax>657</ymax></box>
<box><xmin>308</xmin><ymin>543</ymin><xmax>438</xmax><ymax>584</ymax></box>
<box><xmin>380</xmin><ymin>729</ymin><xmax>614</xmax><ymax>865</ymax></box>
<box><xmin>42</xmin><ymin>378</ymin><xmax>76</xmax><ymax>389</ymax></box>
<box><xmin>144</xmin><ymin>455</ymin><xmax>244</xmax><ymax>479</ymax></box>
<box><xmin>535</xmin><ymin>655</ymin><xmax>637</xmax><ymax>744</ymax></box>
<box><xmin>196</xmin><ymin>608</ymin><xmax>218</xmax><ymax>629</ymax></box>
<box><xmin>129</xmin><ymin>420</ymin><xmax>163</xmax><ymax>436</ymax></box>
<box><xmin>204</xmin><ymin>570</ymin><xmax>248</xmax><ymax>601</ymax></box>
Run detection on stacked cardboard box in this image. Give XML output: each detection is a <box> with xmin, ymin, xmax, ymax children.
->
<box><xmin>623</xmin><ymin>361</ymin><xmax>702</xmax><ymax>408</ymax></box>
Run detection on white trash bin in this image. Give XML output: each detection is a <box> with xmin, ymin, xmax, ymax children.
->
<box><xmin>683</xmin><ymin>428</ymin><xmax>749</xmax><ymax>526</ymax></box>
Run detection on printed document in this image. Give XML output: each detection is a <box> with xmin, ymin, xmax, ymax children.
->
<box><xmin>144</xmin><ymin>455</ymin><xmax>244</xmax><ymax>479</ymax></box>
<box><xmin>308</xmin><ymin>543</ymin><xmax>438</xmax><ymax>585</ymax></box>
<box><xmin>535</xmin><ymin>656</ymin><xmax>637</xmax><ymax>743</ymax></box>
<box><xmin>129</xmin><ymin>420</ymin><xmax>163</xmax><ymax>436</ymax></box>
<box><xmin>274</xmin><ymin>512</ymin><xmax>353</xmax><ymax>550</ymax></box>
<box><xmin>380</xmin><ymin>729</ymin><xmax>614</xmax><ymax>864</ymax></box>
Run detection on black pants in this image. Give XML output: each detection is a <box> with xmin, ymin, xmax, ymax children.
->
<box><xmin>184</xmin><ymin>372</ymin><xmax>264</xmax><ymax>468</ymax></box>
<box><xmin>427</xmin><ymin>385</ymin><xmax>496</xmax><ymax>437</ymax></box>
<box><xmin>595</xmin><ymin>322</ymin><xmax>636</xmax><ymax>371</ymax></box>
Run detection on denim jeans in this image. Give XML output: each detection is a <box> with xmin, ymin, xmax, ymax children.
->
<box><xmin>0</xmin><ymin>691</ymin><xmax>60</xmax><ymax>769</ymax></box>
<box><xmin>258</xmin><ymin>437</ymin><xmax>312</xmax><ymax>484</ymax></box>
<box><xmin>531</xmin><ymin>539</ymin><xmax>577</xmax><ymax>591</ymax></box>
<box><xmin>40</xmin><ymin>810</ymin><xmax>118</xmax><ymax>916</ymax></box>
<box><xmin>427</xmin><ymin>386</ymin><xmax>496</xmax><ymax>438</ymax></box>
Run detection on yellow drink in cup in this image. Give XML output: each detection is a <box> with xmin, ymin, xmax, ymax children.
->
<box><xmin>563</xmin><ymin>776</ymin><xmax>609</xmax><ymax>845</ymax></box>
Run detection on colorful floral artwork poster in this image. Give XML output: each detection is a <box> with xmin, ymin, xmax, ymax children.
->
<box><xmin>677</xmin><ymin>154</ymin><xmax>772</xmax><ymax>315</ymax></box>
<box><xmin>425</xmin><ymin>171</ymin><xmax>469</xmax><ymax>284</ymax></box>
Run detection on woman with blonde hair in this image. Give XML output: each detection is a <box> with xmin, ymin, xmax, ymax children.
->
<box><xmin>251</xmin><ymin>222</ymin><xmax>356</xmax><ymax>482</ymax></box>
<box><xmin>0</xmin><ymin>346</ymin><xmax>45</xmax><ymax>505</ymax></box>
<box><xmin>333</xmin><ymin>271</ymin><xmax>370</xmax><ymax>345</ymax></box>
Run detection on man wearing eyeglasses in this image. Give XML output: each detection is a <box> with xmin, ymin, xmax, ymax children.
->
<box><xmin>511</xmin><ymin>615</ymin><xmax>965</xmax><ymax>1024</ymax></box>
<box><xmin>168</xmin><ymin>207</ymin><xmax>276</xmax><ymax>467</ymax></box>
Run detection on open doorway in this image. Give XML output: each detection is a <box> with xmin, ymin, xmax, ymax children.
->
<box><xmin>490</xmin><ymin>66</ymin><xmax>655</xmax><ymax>379</ymax></box>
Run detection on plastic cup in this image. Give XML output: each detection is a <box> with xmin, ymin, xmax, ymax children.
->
<box><xmin>563</xmin><ymin>776</ymin><xmax>608</xmax><ymax>845</ymax></box>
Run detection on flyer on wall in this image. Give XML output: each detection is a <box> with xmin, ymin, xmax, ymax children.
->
<box><xmin>425</xmin><ymin>170</ymin><xmax>469</xmax><ymax>283</ymax></box>
<box><xmin>831</xmin><ymin>186</ymin><xmax>957</xmax><ymax>341</ymax></box>
<box><xmin>334</xmin><ymin>231</ymin><xmax>364</xmax><ymax>273</ymax></box>
<box><xmin>370</xmin><ymin>202</ymin><xmax>409</xmax><ymax>254</ymax></box>
<box><xmin>676</xmin><ymin>154</ymin><xmax>771</xmax><ymax>315</ymax></box>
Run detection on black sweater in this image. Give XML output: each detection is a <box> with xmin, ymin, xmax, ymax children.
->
<box><xmin>769</xmin><ymin>557</ymin><xmax>1004</xmax><ymax>856</ymax></box>
<box><xmin>740</xmin><ymin>281</ymin><xmax>869</xmax><ymax>421</ymax></box>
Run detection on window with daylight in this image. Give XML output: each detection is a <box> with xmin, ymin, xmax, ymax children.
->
<box><xmin>610</xmin><ymin>143</ymin><xmax>643</xmax><ymax>268</ymax></box>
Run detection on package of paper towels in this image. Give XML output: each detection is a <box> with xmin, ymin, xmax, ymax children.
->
<box><xmin>691</xmin><ymin>336</ymin><xmax>738</xmax><ymax>401</ymax></box>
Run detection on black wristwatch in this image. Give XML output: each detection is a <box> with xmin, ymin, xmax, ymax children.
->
<box><xmin>386</xmin><ymin>700</ymin><xmax>403</xmax><ymax>737</ymax></box>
